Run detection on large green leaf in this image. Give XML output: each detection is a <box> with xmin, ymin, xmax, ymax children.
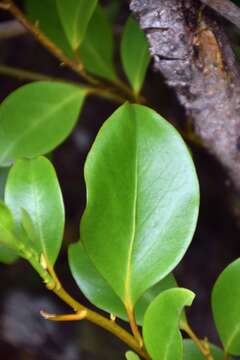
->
<box><xmin>143</xmin><ymin>288</ymin><xmax>195</xmax><ymax>360</ymax></box>
<box><xmin>5</xmin><ymin>156</ymin><xmax>65</xmax><ymax>266</ymax></box>
<box><xmin>79</xmin><ymin>5</ymin><xmax>117</xmax><ymax>82</ymax></box>
<box><xmin>68</xmin><ymin>241</ymin><xmax>177</xmax><ymax>324</ymax></box>
<box><xmin>25</xmin><ymin>0</ymin><xmax>73</xmax><ymax>57</ymax></box>
<box><xmin>125</xmin><ymin>351</ymin><xmax>140</xmax><ymax>360</ymax></box>
<box><xmin>0</xmin><ymin>82</ymin><xmax>86</xmax><ymax>166</ymax></box>
<box><xmin>121</xmin><ymin>16</ymin><xmax>150</xmax><ymax>94</ymax></box>
<box><xmin>212</xmin><ymin>258</ymin><xmax>240</xmax><ymax>355</ymax></box>
<box><xmin>183</xmin><ymin>339</ymin><xmax>224</xmax><ymax>360</ymax></box>
<box><xmin>81</xmin><ymin>103</ymin><xmax>199</xmax><ymax>309</ymax></box>
<box><xmin>56</xmin><ymin>0</ymin><xmax>98</xmax><ymax>50</ymax></box>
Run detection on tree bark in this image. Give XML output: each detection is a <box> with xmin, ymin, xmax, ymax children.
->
<box><xmin>130</xmin><ymin>0</ymin><xmax>240</xmax><ymax>191</ymax></box>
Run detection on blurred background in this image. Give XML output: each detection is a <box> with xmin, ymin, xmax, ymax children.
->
<box><xmin>1</xmin><ymin>0</ymin><xmax>240</xmax><ymax>359</ymax></box>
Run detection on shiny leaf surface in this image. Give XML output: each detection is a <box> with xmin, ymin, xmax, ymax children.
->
<box><xmin>81</xmin><ymin>103</ymin><xmax>199</xmax><ymax>308</ymax></box>
<box><xmin>121</xmin><ymin>16</ymin><xmax>150</xmax><ymax>94</ymax></box>
<box><xmin>212</xmin><ymin>258</ymin><xmax>240</xmax><ymax>355</ymax></box>
<box><xmin>25</xmin><ymin>0</ymin><xmax>72</xmax><ymax>57</ymax></box>
<box><xmin>143</xmin><ymin>288</ymin><xmax>195</xmax><ymax>360</ymax></box>
<box><xmin>56</xmin><ymin>0</ymin><xmax>97</xmax><ymax>50</ymax></box>
<box><xmin>0</xmin><ymin>82</ymin><xmax>86</xmax><ymax>166</ymax></box>
<box><xmin>5</xmin><ymin>157</ymin><xmax>65</xmax><ymax>266</ymax></box>
<box><xmin>79</xmin><ymin>5</ymin><xmax>117</xmax><ymax>81</ymax></box>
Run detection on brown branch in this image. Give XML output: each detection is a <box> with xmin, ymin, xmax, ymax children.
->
<box><xmin>0</xmin><ymin>0</ymin><xmax>140</xmax><ymax>102</ymax></box>
<box><xmin>0</xmin><ymin>0</ymin><xmax>98</xmax><ymax>84</ymax></box>
<box><xmin>0</xmin><ymin>64</ymin><xmax>125</xmax><ymax>103</ymax></box>
<box><xmin>130</xmin><ymin>0</ymin><xmax>240</xmax><ymax>192</ymax></box>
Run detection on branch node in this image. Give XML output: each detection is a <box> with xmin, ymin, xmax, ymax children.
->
<box><xmin>40</xmin><ymin>309</ymin><xmax>87</xmax><ymax>322</ymax></box>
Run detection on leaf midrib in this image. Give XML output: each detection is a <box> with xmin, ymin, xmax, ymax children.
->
<box><xmin>124</xmin><ymin>111</ymin><xmax>138</xmax><ymax>307</ymax></box>
<box><xmin>225</xmin><ymin>323</ymin><xmax>240</xmax><ymax>353</ymax></box>
<box><xmin>72</xmin><ymin>2</ymin><xmax>84</xmax><ymax>49</ymax></box>
<box><xmin>131</xmin><ymin>44</ymin><xmax>149</xmax><ymax>93</ymax></box>
<box><xmin>81</xmin><ymin>40</ymin><xmax>116</xmax><ymax>81</ymax></box>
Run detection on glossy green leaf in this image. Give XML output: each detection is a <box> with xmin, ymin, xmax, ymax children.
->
<box><xmin>0</xmin><ymin>168</ymin><xmax>18</xmax><ymax>263</ymax></box>
<box><xmin>143</xmin><ymin>288</ymin><xmax>195</xmax><ymax>360</ymax></box>
<box><xmin>81</xmin><ymin>103</ymin><xmax>199</xmax><ymax>308</ymax></box>
<box><xmin>183</xmin><ymin>339</ymin><xmax>224</xmax><ymax>360</ymax></box>
<box><xmin>5</xmin><ymin>156</ymin><xmax>65</xmax><ymax>266</ymax></box>
<box><xmin>57</xmin><ymin>0</ymin><xmax>97</xmax><ymax>50</ymax></box>
<box><xmin>121</xmin><ymin>16</ymin><xmax>150</xmax><ymax>94</ymax></box>
<box><xmin>0</xmin><ymin>245</ymin><xmax>18</xmax><ymax>264</ymax></box>
<box><xmin>25</xmin><ymin>0</ymin><xmax>73</xmax><ymax>57</ymax></box>
<box><xmin>125</xmin><ymin>351</ymin><xmax>140</xmax><ymax>360</ymax></box>
<box><xmin>79</xmin><ymin>5</ymin><xmax>117</xmax><ymax>81</ymax></box>
<box><xmin>0</xmin><ymin>201</ymin><xmax>19</xmax><ymax>250</ymax></box>
<box><xmin>212</xmin><ymin>258</ymin><xmax>240</xmax><ymax>355</ymax></box>
<box><xmin>68</xmin><ymin>241</ymin><xmax>177</xmax><ymax>324</ymax></box>
<box><xmin>0</xmin><ymin>82</ymin><xmax>86</xmax><ymax>166</ymax></box>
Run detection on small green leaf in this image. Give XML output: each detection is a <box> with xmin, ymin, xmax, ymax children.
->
<box><xmin>183</xmin><ymin>339</ymin><xmax>225</xmax><ymax>360</ymax></box>
<box><xmin>212</xmin><ymin>258</ymin><xmax>240</xmax><ymax>355</ymax></box>
<box><xmin>0</xmin><ymin>168</ymin><xmax>18</xmax><ymax>264</ymax></box>
<box><xmin>0</xmin><ymin>82</ymin><xmax>86</xmax><ymax>166</ymax></box>
<box><xmin>56</xmin><ymin>0</ymin><xmax>98</xmax><ymax>50</ymax></box>
<box><xmin>5</xmin><ymin>156</ymin><xmax>65</xmax><ymax>266</ymax></box>
<box><xmin>143</xmin><ymin>288</ymin><xmax>195</xmax><ymax>360</ymax></box>
<box><xmin>68</xmin><ymin>241</ymin><xmax>177</xmax><ymax>324</ymax></box>
<box><xmin>125</xmin><ymin>351</ymin><xmax>141</xmax><ymax>360</ymax></box>
<box><xmin>0</xmin><ymin>201</ymin><xmax>19</xmax><ymax>250</ymax></box>
<box><xmin>79</xmin><ymin>5</ymin><xmax>117</xmax><ymax>82</ymax></box>
<box><xmin>81</xmin><ymin>103</ymin><xmax>199</xmax><ymax>308</ymax></box>
<box><xmin>25</xmin><ymin>0</ymin><xmax>72</xmax><ymax>57</ymax></box>
<box><xmin>0</xmin><ymin>245</ymin><xmax>18</xmax><ymax>264</ymax></box>
<box><xmin>121</xmin><ymin>16</ymin><xmax>150</xmax><ymax>94</ymax></box>
<box><xmin>136</xmin><ymin>272</ymin><xmax>178</xmax><ymax>325</ymax></box>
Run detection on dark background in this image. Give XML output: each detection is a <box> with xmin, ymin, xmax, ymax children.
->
<box><xmin>1</xmin><ymin>0</ymin><xmax>240</xmax><ymax>359</ymax></box>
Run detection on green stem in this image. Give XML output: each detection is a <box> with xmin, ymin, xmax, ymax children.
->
<box><xmin>181</xmin><ymin>322</ymin><xmax>215</xmax><ymax>360</ymax></box>
<box><xmin>0</xmin><ymin>64</ymin><xmax>56</xmax><ymax>82</ymax></box>
<box><xmin>126</xmin><ymin>306</ymin><xmax>143</xmax><ymax>347</ymax></box>
<box><xmin>39</xmin><ymin>265</ymin><xmax>150</xmax><ymax>359</ymax></box>
<box><xmin>54</xmin><ymin>285</ymin><xmax>150</xmax><ymax>359</ymax></box>
<box><xmin>0</xmin><ymin>64</ymin><xmax>125</xmax><ymax>103</ymax></box>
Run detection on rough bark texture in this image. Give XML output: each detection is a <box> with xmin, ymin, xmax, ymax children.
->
<box><xmin>130</xmin><ymin>0</ymin><xmax>240</xmax><ymax>191</ymax></box>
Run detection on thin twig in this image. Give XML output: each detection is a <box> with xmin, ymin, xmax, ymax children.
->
<box><xmin>40</xmin><ymin>309</ymin><xmax>87</xmax><ymax>321</ymax></box>
<box><xmin>181</xmin><ymin>322</ymin><xmax>215</xmax><ymax>360</ymax></box>
<box><xmin>0</xmin><ymin>64</ymin><xmax>125</xmax><ymax>103</ymax></box>
<box><xmin>44</xmin><ymin>265</ymin><xmax>150</xmax><ymax>359</ymax></box>
<box><xmin>0</xmin><ymin>64</ymin><xmax>56</xmax><ymax>81</ymax></box>
<box><xmin>0</xmin><ymin>0</ymin><xmax>140</xmax><ymax>103</ymax></box>
<box><xmin>126</xmin><ymin>306</ymin><xmax>144</xmax><ymax>347</ymax></box>
<box><xmin>0</xmin><ymin>0</ymin><xmax>98</xmax><ymax>84</ymax></box>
